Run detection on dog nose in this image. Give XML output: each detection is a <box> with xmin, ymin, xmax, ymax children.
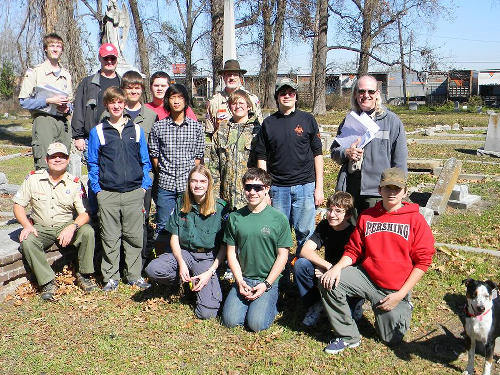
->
<box><xmin>477</xmin><ymin>305</ymin><xmax>485</xmax><ymax>313</ymax></box>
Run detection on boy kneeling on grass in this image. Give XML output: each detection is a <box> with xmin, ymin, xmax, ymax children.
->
<box><xmin>87</xmin><ymin>86</ymin><xmax>152</xmax><ymax>292</ymax></box>
<box><xmin>295</xmin><ymin>191</ymin><xmax>364</xmax><ymax>327</ymax></box>
<box><xmin>319</xmin><ymin>167</ymin><xmax>435</xmax><ymax>354</ymax></box>
<box><xmin>222</xmin><ymin>167</ymin><xmax>293</xmax><ymax>332</ymax></box>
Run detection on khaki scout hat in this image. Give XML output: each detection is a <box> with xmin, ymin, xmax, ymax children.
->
<box><xmin>47</xmin><ymin>142</ymin><xmax>69</xmax><ymax>156</ymax></box>
<box><xmin>275</xmin><ymin>77</ymin><xmax>298</xmax><ymax>93</ymax></box>
<box><xmin>218</xmin><ymin>59</ymin><xmax>247</xmax><ymax>75</ymax></box>
<box><xmin>379</xmin><ymin>167</ymin><xmax>407</xmax><ymax>188</ymax></box>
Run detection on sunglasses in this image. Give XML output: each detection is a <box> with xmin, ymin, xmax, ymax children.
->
<box><xmin>278</xmin><ymin>90</ymin><xmax>296</xmax><ymax>97</ymax></box>
<box><xmin>103</xmin><ymin>56</ymin><xmax>117</xmax><ymax>62</ymax></box>
<box><xmin>244</xmin><ymin>184</ymin><xmax>266</xmax><ymax>192</ymax></box>
<box><xmin>357</xmin><ymin>89</ymin><xmax>377</xmax><ymax>95</ymax></box>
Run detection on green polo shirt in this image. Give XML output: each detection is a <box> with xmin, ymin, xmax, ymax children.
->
<box><xmin>223</xmin><ymin>205</ymin><xmax>293</xmax><ymax>280</ymax></box>
<box><xmin>165</xmin><ymin>197</ymin><xmax>230</xmax><ymax>251</ymax></box>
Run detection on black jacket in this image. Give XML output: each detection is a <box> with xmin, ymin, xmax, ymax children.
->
<box><xmin>71</xmin><ymin>71</ymin><xmax>121</xmax><ymax>140</ymax></box>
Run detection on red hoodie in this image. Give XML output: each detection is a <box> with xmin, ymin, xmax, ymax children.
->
<box><xmin>145</xmin><ymin>102</ymin><xmax>198</xmax><ymax>121</ymax></box>
<box><xmin>344</xmin><ymin>201</ymin><xmax>435</xmax><ymax>290</ymax></box>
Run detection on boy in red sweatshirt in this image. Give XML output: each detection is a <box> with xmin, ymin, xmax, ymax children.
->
<box><xmin>319</xmin><ymin>167</ymin><xmax>435</xmax><ymax>354</ymax></box>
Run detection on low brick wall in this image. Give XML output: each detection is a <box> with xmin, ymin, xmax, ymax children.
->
<box><xmin>0</xmin><ymin>227</ymin><xmax>77</xmax><ymax>301</ymax></box>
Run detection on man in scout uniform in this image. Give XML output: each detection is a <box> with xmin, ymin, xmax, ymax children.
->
<box><xmin>205</xmin><ymin>59</ymin><xmax>263</xmax><ymax>137</ymax></box>
<box><xmin>18</xmin><ymin>33</ymin><xmax>73</xmax><ymax>170</ymax></box>
<box><xmin>13</xmin><ymin>142</ymin><xmax>96</xmax><ymax>301</ymax></box>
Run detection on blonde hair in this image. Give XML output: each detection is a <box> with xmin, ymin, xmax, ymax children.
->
<box><xmin>181</xmin><ymin>165</ymin><xmax>216</xmax><ymax>216</ymax></box>
<box><xmin>228</xmin><ymin>89</ymin><xmax>254</xmax><ymax>114</ymax></box>
<box><xmin>350</xmin><ymin>75</ymin><xmax>384</xmax><ymax>115</ymax></box>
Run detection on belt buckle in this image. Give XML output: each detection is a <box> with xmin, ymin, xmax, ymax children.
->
<box><xmin>196</xmin><ymin>247</ymin><xmax>206</xmax><ymax>253</ymax></box>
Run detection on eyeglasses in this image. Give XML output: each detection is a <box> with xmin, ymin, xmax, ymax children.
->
<box><xmin>327</xmin><ymin>208</ymin><xmax>346</xmax><ymax>215</ymax></box>
<box><xmin>244</xmin><ymin>184</ymin><xmax>266</xmax><ymax>192</ymax></box>
<box><xmin>357</xmin><ymin>89</ymin><xmax>377</xmax><ymax>95</ymax></box>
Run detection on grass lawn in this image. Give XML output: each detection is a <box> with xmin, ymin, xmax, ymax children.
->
<box><xmin>1</xmin><ymin>249</ymin><xmax>499</xmax><ymax>374</ymax></box>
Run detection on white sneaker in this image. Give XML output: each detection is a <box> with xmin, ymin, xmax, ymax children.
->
<box><xmin>302</xmin><ymin>301</ymin><xmax>323</xmax><ymax>327</ymax></box>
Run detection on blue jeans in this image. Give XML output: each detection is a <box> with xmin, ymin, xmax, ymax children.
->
<box><xmin>294</xmin><ymin>257</ymin><xmax>321</xmax><ymax>307</ymax></box>
<box><xmin>270</xmin><ymin>182</ymin><xmax>316</xmax><ymax>254</ymax></box>
<box><xmin>222</xmin><ymin>278</ymin><xmax>279</xmax><ymax>332</ymax></box>
<box><xmin>155</xmin><ymin>188</ymin><xmax>182</xmax><ymax>235</ymax></box>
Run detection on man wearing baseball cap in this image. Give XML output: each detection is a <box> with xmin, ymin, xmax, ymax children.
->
<box><xmin>205</xmin><ymin>59</ymin><xmax>263</xmax><ymax>137</ymax></box>
<box><xmin>72</xmin><ymin>43</ymin><xmax>121</xmax><ymax>157</ymax></box>
<box><xmin>254</xmin><ymin>77</ymin><xmax>324</xmax><ymax>256</ymax></box>
<box><xmin>71</xmin><ymin>43</ymin><xmax>121</xmax><ymax>215</ymax></box>
<box><xmin>13</xmin><ymin>142</ymin><xmax>97</xmax><ymax>301</ymax></box>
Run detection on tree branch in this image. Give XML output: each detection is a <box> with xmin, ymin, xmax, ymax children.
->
<box><xmin>173</xmin><ymin>0</ymin><xmax>187</xmax><ymax>30</ymax></box>
<box><xmin>81</xmin><ymin>0</ymin><xmax>100</xmax><ymax>21</ymax></box>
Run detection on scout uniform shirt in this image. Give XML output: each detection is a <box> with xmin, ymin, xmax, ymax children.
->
<box><xmin>13</xmin><ymin>170</ymin><xmax>86</xmax><ymax>227</ymax></box>
<box><xmin>18</xmin><ymin>60</ymin><xmax>73</xmax><ymax>110</ymax></box>
<box><xmin>205</xmin><ymin>89</ymin><xmax>263</xmax><ymax>135</ymax></box>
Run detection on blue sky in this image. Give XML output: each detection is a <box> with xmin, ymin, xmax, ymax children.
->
<box><xmin>77</xmin><ymin>0</ymin><xmax>500</xmax><ymax>75</ymax></box>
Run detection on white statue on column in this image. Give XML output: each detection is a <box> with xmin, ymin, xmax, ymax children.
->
<box><xmin>102</xmin><ymin>0</ymin><xmax>130</xmax><ymax>64</ymax></box>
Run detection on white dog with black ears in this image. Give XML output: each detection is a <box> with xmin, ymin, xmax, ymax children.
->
<box><xmin>462</xmin><ymin>279</ymin><xmax>500</xmax><ymax>375</ymax></box>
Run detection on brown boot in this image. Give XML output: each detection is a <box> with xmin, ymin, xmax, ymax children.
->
<box><xmin>40</xmin><ymin>280</ymin><xmax>57</xmax><ymax>301</ymax></box>
<box><xmin>76</xmin><ymin>273</ymin><xmax>97</xmax><ymax>293</ymax></box>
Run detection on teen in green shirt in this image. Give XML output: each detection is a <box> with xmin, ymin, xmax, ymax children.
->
<box><xmin>222</xmin><ymin>168</ymin><xmax>293</xmax><ymax>332</ymax></box>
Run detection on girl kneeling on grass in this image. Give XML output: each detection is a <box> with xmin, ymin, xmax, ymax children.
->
<box><xmin>145</xmin><ymin>165</ymin><xmax>230</xmax><ymax>319</ymax></box>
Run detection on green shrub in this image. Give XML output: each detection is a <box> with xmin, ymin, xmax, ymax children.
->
<box><xmin>0</xmin><ymin>62</ymin><xmax>15</xmax><ymax>100</ymax></box>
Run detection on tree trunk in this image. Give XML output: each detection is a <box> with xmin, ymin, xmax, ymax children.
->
<box><xmin>129</xmin><ymin>0</ymin><xmax>151</xmax><ymax>100</ymax></box>
<box><xmin>357</xmin><ymin>0</ymin><xmax>375</xmax><ymax>76</ymax></box>
<box><xmin>210</xmin><ymin>0</ymin><xmax>224</xmax><ymax>95</ymax></box>
<box><xmin>185</xmin><ymin>0</ymin><xmax>194</xmax><ymax>104</ymax></box>
<box><xmin>41</xmin><ymin>0</ymin><xmax>87</xmax><ymax>86</ymax></box>
<box><xmin>260</xmin><ymin>0</ymin><xmax>286</xmax><ymax>109</ymax></box>
<box><xmin>312</xmin><ymin>0</ymin><xmax>327</xmax><ymax>115</ymax></box>
<box><xmin>397</xmin><ymin>17</ymin><xmax>407</xmax><ymax>105</ymax></box>
<box><xmin>309</xmin><ymin>1</ymin><xmax>320</xmax><ymax>99</ymax></box>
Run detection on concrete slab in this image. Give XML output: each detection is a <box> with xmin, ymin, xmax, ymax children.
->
<box><xmin>450</xmin><ymin>184</ymin><xmax>469</xmax><ymax>201</ymax></box>
<box><xmin>410</xmin><ymin>139</ymin><xmax>484</xmax><ymax>146</ymax></box>
<box><xmin>408</xmin><ymin>159</ymin><xmax>443</xmax><ymax>171</ymax></box>
<box><xmin>419</xmin><ymin>206</ymin><xmax>434</xmax><ymax>226</ymax></box>
<box><xmin>426</xmin><ymin>158</ymin><xmax>462</xmax><ymax>215</ymax></box>
<box><xmin>485</xmin><ymin>113</ymin><xmax>500</xmax><ymax>153</ymax></box>
<box><xmin>448</xmin><ymin>194</ymin><xmax>481</xmax><ymax>209</ymax></box>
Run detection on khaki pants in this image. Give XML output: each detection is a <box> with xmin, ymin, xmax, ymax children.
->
<box><xmin>20</xmin><ymin>222</ymin><xmax>95</xmax><ymax>286</ymax></box>
<box><xmin>32</xmin><ymin>114</ymin><xmax>72</xmax><ymax>170</ymax></box>
<box><xmin>319</xmin><ymin>265</ymin><xmax>413</xmax><ymax>345</ymax></box>
<box><xmin>97</xmin><ymin>188</ymin><xmax>144</xmax><ymax>283</ymax></box>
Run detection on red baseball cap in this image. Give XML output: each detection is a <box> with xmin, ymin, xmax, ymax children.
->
<box><xmin>99</xmin><ymin>43</ymin><xmax>118</xmax><ymax>58</ymax></box>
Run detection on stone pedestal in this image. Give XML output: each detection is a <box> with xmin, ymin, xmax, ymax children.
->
<box><xmin>477</xmin><ymin>113</ymin><xmax>500</xmax><ymax>157</ymax></box>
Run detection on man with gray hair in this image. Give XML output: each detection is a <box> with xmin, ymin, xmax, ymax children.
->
<box><xmin>330</xmin><ymin>75</ymin><xmax>408</xmax><ymax>216</ymax></box>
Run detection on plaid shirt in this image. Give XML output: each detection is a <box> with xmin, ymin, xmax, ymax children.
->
<box><xmin>149</xmin><ymin>116</ymin><xmax>204</xmax><ymax>192</ymax></box>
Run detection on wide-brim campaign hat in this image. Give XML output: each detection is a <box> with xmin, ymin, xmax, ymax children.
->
<box><xmin>218</xmin><ymin>59</ymin><xmax>247</xmax><ymax>75</ymax></box>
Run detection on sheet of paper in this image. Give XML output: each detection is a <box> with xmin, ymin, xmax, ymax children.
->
<box><xmin>333</xmin><ymin>111</ymin><xmax>380</xmax><ymax>149</ymax></box>
<box><xmin>33</xmin><ymin>85</ymin><xmax>69</xmax><ymax>116</ymax></box>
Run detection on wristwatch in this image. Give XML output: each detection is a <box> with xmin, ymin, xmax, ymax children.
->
<box><xmin>263</xmin><ymin>280</ymin><xmax>272</xmax><ymax>292</ymax></box>
<box><xmin>73</xmin><ymin>222</ymin><xmax>80</xmax><ymax>231</ymax></box>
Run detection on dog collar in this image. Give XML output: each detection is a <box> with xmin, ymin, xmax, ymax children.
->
<box><xmin>464</xmin><ymin>305</ymin><xmax>491</xmax><ymax>321</ymax></box>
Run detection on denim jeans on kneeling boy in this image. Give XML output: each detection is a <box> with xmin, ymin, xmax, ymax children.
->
<box><xmin>155</xmin><ymin>188</ymin><xmax>181</xmax><ymax>237</ymax></box>
<box><xmin>222</xmin><ymin>278</ymin><xmax>279</xmax><ymax>332</ymax></box>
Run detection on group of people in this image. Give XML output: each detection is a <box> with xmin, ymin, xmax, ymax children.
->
<box><xmin>14</xmin><ymin>34</ymin><xmax>436</xmax><ymax>354</ymax></box>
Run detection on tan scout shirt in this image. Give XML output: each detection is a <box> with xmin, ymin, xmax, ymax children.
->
<box><xmin>205</xmin><ymin>88</ymin><xmax>263</xmax><ymax>135</ymax></box>
<box><xmin>13</xmin><ymin>170</ymin><xmax>86</xmax><ymax>227</ymax></box>
<box><xmin>18</xmin><ymin>60</ymin><xmax>73</xmax><ymax>101</ymax></box>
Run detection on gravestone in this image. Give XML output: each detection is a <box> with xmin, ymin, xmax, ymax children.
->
<box><xmin>448</xmin><ymin>184</ymin><xmax>481</xmax><ymax>209</ymax></box>
<box><xmin>68</xmin><ymin>153</ymin><xmax>82</xmax><ymax>177</ymax></box>
<box><xmin>484</xmin><ymin>113</ymin><xmax>500</xmax><ymax>153</ymax></box>
<box><xmin>409</xmin><ymin>102</ymin><xmax>418</xmax><ymax>111</ymax></box>
<box><xmin>454</xmin><ymin>101</ymin><xmax>460</xmax><ymax>112</ymax></box>
<box><xmin>426</xmin><ymin>158</ymin><xmax>462</xmax><ymax>215</ymax></box>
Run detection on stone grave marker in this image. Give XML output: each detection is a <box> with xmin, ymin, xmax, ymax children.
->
<box><xmin>409</xmin><ymin>102</ymin><xmax>418</xmax><ymax>111</ymax></box>
<box><xmin>426</xmin><ymin>157</ymin><xmax>462</xmax><ymax>215</ymax></box>
<box><xmin>448</xmin><ymin>184</ymin><xmax>481</xmax><ymax>209</ymax></box>
<box><xmin>68</xmin><ymin>153</ymin><xmax>82</xmax><ymax>177</ymax></box>
<box><xmin>483</xmin><ymin>113</ymin><xmax>500</xmax><ymax>155</ymax></box>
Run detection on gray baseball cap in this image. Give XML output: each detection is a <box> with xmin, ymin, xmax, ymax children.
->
<box><xmin>275</xmin><ymin>77</ymin><xmax>298</xmax><ymax>93</ymax></box>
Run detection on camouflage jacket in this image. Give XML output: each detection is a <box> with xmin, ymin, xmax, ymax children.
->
<box><xmin>209</xmin><ymin>118</ymin><xmax>261</xmax><ymax>209</ymax></box>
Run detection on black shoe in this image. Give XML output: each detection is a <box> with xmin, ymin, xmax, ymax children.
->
<box><xmin>76</xmin><ymin>273</ymin><xmax>97</xmax><ymax>293</ymax></box>
<box><xmin>40</xmin><ymin>280</ymin><xmax>57</xmax><ymax>301</ymax></box>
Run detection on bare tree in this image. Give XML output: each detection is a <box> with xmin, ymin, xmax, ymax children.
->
<box><xmin>81</xmin><ymin>0</ymin><xmax>104</xmax><ymax>43</ymax></box>
<box><xmin>128</xmin><ymin>0</ymin><xmax>150</xmax><ymax>98</ymax></box>
<box><xmin>328</xmin><ymin>0</ymin><xmax>445</xmax><ymax>75</ymax></box>
<box><xmin>311</xmin><ymin>0</ymin><xmax>327</xmax><ymax>115</ymax></box>
<box><xmin>259</xmin><ymin>0</ymin><xmax>286</xmax><ymax>108</ymax></box>
<box><xmin>210</xmin><ymin>0</ymin><xmax>223</xmax><ymax>95</ymax></box>
<box><xmin>164</xmin><ymin>0</ymin><xmax>208</xmax><ymax>100</ymax></box>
